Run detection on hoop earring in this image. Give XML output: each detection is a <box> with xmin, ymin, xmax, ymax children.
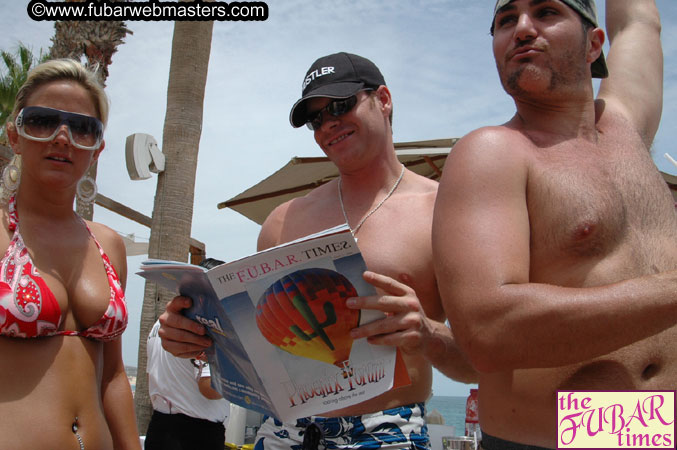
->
<box><xmin>0</xmin><ymin>156</ymin><xmax>21</xmax><ymax>201</ymax></box>
<box><xmin>76</xmin><ymin>175</ymin><xmax>98</xmax><ymax>208</ymax></box>
<box><xmin>2</xmin><ymin>163</ymin><xmax>20</xmax><ymax>192</ymax></box>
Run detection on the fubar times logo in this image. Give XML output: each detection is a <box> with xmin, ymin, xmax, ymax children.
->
<box><xmin>557</xmin><ymin>391</ymin><xmax>675</xmax><ymax>449</ymax></box>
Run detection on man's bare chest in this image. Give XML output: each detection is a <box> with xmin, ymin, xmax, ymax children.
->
<box><xmin>526</xmin><ymin>137</ymin><xmax>677</xmax><ymax>266</ymax></box>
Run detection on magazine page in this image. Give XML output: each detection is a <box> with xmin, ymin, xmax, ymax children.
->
<box><xmin>205</xmin><ymin>226</ymin><xmax>399</xmax><ymax>422</ymax></box>
<box><xmin>182</xmin><ymin>287</ymin><xmax>276</xmax><ymax>417</ymax></box>
<box><xmin>137</xmin><ymin>261</ymin><xmax>277</xmax><ymax>417</ymax></box>
<box><xmin>137</xmin><ymin>259</ymin><xmax>207</xmax><ymax>294</ymax></box>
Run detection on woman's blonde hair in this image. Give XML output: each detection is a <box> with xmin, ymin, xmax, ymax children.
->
<box><xmin>12</xmin><ymin>58</ymin><xmax>109</xmax><ymax>126</ymax></box>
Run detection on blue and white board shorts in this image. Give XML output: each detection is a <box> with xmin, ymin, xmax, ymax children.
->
<box><xmin>253</xmin><ymin>402</ymin><xmax>430</xmax><ymax>450</ymax></box>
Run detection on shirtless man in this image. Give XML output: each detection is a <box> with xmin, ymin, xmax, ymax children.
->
<box><xmin>159</xmin><ymin>52</ymin><xmax>476</xmax><ymax>449</ymax></box>
<box><xmin>433</xmin><ymin>0</ymin><xmax>673</xmax><ymax>448</ymax></box>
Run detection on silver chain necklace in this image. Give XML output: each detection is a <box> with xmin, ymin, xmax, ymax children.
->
<box><xmin>338</xmin><ymin>164</ymin><xmax>405</xmax><ymax>235</ymax></box>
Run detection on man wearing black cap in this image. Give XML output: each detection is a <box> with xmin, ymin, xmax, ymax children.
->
<box><xmin>254</xmin><ymin>51</ymin><xmax>476</xmax><ymax>449</ymax></box>
<box><xmin>434</xmin><ymin>0</ymin><xmax>671</xmax><ymax>448</ymax></box>
<box><xmin>159</xmin><ymin>51</ymin><xmax>477</xmax><ymax>449</ymax></box>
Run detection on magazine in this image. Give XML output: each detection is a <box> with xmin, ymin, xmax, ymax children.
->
<box><xmin>138</xmin><ymin>224</ymin><xmax>409</xmax><ymax>422</ymax></box>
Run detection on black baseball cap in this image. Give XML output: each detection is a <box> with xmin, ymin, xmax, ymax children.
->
<box><xmin>289</xmin><ymin>52</ymin><xmax>386</xmax><ymax>128</ymax></box>
<box><xmin>491</xmin><ymin>0</ymin><xmax>608</xmax><ymax>78</ymax></box>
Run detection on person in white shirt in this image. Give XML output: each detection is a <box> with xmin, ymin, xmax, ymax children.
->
<box><xmin>145</xmin><ymin>319</ymin><xmax>229</xmax><ymax>450</ymax></box>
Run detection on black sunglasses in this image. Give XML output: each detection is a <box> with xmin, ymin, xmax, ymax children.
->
<box><xmin>305</xmin><ymin>96</ymin><xmax>357</xmax><ymax>131</ymax></box>
<box><xmin>305</xmin><ymin>89</ymin><xmax>374</xmax><ymax>131</ymax></box>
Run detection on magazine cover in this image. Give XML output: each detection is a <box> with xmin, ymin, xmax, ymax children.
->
<box><xmin>138</xmin><ymin>225</ymin><xmax>408</xmax><ymax>421</ymax></box>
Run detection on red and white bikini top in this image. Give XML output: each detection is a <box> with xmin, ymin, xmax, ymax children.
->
<box><xmin>0</xmin><ymin>197</ymin><xmax>128</xmax><ymax>341</ymax></box>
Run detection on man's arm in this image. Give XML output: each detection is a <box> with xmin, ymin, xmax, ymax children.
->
<box><xmin>598</xmin><ymin>0</ymin><xmax>662</xmax><ymax>146</ymax></box>
<box><xmin>432</xmin><ymin>128</ymin><xmax>677</xmax><ymax>373</ymax></box>
<box><xmin>198</xmin><ymin>377</ymin><xmax>223</xmax><ymax>400</ymax></box>
<box><xmin>257</xmin><ymin>202</ymin><xmax>289</xmax><ymax>251</ymax></box>
<box><xmin>159</xmin><ymin>296</ymin><xmax>212</xmax><ymax>358</ymax></box>
<box><xmin>347</xmin><ymin>271</ymin><xmax>477</xmax><ymax>383</ymax></box>
<box><xmin>194</xmin><ymin>358</ymin><xmax>223</xmax><ymax>400</ymax></box>
<box><xmin>420</xmin><ymin>319</ymin><xmax>477</xmax><ymax>384</ymax></box>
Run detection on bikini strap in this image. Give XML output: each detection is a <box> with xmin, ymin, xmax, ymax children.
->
<box><xmin>8</xmin><ymin>196</ymin><xmax>18</xmax><ymax>232</ymax></box>
<box><xmin>78</xmin><ymin>216</ymin><xmax>117</xmax><ymax>277</ymax></box>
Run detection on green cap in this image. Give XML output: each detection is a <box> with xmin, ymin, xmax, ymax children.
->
<box><xmin>491</xmin><ymin>0</ymin><xmax>608</xmax><ymax>78</ymax></box>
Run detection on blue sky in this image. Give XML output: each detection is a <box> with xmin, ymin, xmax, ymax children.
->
<box><xmin>1</xmin><ymin>0</ymin><xmax>676</xmax><ymax>397</ymax></box>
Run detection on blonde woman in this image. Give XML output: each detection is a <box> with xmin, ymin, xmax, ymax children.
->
<box><xmin>1</xmin><ymin>59</ymin><xmax>140</xmax><ymax>449</ymax></box>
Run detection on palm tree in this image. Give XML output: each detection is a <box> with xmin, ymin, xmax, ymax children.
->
<box><xmin>49</xmin><ymin>8</ymin><xmax>132</xmax><ymax>219</ymax></box>
<box><xmin>133</xmin><ymin>19</ymin><xmax>214</xmax><ymax>432</ymax></box>
<box><xmin>0</xmin><ymin>43</ymin><xmax>48</xmax><ymax>146</ymax></box>
<box><xmin>50</xmin><ymin>17</ymin><xmax>132</xmax><ymax>85</ymax></box>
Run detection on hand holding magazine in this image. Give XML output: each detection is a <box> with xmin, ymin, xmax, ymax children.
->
<box><xmin>138</xmin><ymin>225</ymin><xmax>409</xmax><ymax>422</ymax></box>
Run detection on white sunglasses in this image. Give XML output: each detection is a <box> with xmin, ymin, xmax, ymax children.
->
<box><xmin>15</xmin><ymin>106</ymin><xmax>104</xmax><ymax>151</ymax></box>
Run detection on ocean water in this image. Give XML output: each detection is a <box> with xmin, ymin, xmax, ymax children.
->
<box><xmin>426</xmin><ymin>395</ymin><xmax>467</xmax><ymax>435</ymax></box>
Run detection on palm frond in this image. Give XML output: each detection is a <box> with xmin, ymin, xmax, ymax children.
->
<box><xmin>0</xmin><ymin>42</ymin><xmax>48</xmax><ymax>129</ymax></box>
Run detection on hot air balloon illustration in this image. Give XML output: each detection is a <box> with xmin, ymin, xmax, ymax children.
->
<box><xmin>255</xmin><ymin>268</ymin><xmax>360</xmax><ymax>377</ymax></box>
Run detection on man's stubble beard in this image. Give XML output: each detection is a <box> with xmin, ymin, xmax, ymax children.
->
<box><xmin>501</xmin><ymin>39</ymin><xmax>588</xmax><ymax>99</ymax></box>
